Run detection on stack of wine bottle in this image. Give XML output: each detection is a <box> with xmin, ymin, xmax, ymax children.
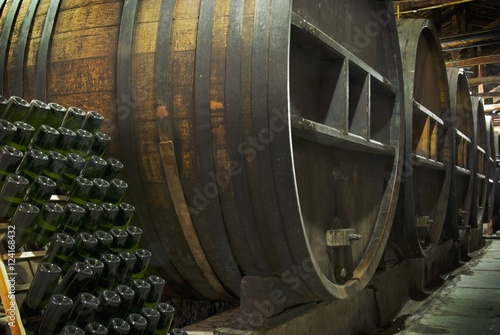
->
<box><xmin>0</xmin><ymin>95</ymin><xmax>184</xmax><ymax>335</ymax></box>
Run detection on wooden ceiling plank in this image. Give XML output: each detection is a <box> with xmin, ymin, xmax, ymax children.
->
<box><xmin>446</xmin><ymin>54</ymin><xmax>500</xmax><ymax>67</ymax></box>
<box><xmin>468</xmin><ymin>76</ymin><xmax>500</xmax><ymax>86</ymax></box>
<box><xmin>393</xmin><ymin>0</ymin><xmax>473</xmax><ymax>14</ymax></box>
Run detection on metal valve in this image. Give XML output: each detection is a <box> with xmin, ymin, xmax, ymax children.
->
<box><xmin>326</xmin><ymin>229</ymin><xmax>362</xmax><ymax>247</ymax></box>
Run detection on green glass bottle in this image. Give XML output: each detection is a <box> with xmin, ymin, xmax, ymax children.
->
<box><xmin>103</xmin><ymin>179</ymin><xmax>128</xmax><ymax>205</ymax></box>
<box><xmin>8</xmin><ymin>121</ymin><xmax>35</xmax><ymax>151</ymax></box>
<box><xmin>71</xmin><ymin>129</ymin><xmax>93</xmax><ymax>157</ymax></box>
<box><xmin>68</xmin><ymin>292</ymin><xmax>100</xmax><ymax>330</ymax></box>
<box><xmin>22</xmin><ymin>263</ymin><xmax>62</xmax><ymax>317</ymax></box>
<box><xmin>29</xmin><ymin>124</ymin><xmax>60</xmax><ymax>153</ymax></box>
<box><xmin>2</xmin><ymin>96</ymin><xmax>30</xmax><ymax>122</ymax></box>
<box><xmin>2</xmin><ymin>202</ymin><xmax>39</xmax><ymax>250</ymax></box>
<box><xmin>107</xmin><ymin>318</ymin><xmax>131</xmax><ymax>335</ymax></box>
<box><xmin>0</xmin><ymin>119</ymin><xmax>17</xmax><ymax>145</ymax></box>
<box><xmin>0</xmin><ymin>95</ymin><xmax>7</xmax><ymax>115</ymax></box>
<box><xmin>68</xmin><ymin>177</ymin><xmax>94</xmax><ymax>205</ymax></box>
<box><xmin>94</xmin><ymin>290</ymin><xmax>122</xmax><ymax>325</ymax></box>
<box><xmin>0</xmin><ymin>174</ymin><xmax>30</xmax><ymax>220</ymax></box>
<box><xmin>116</xmin><ymin>251</ymin><xmax>137</xmax><ymax>285</ymax></box>
<box><xmin>83</xmin><ymin>257</ymin><xmax>105</xmax><ymax>293</ymax></box>
<box><xmin>59</xmin><ymin>203</ymin><xmax>86</xmax><ymax>235</ymax></box>
<box><xmin>124</xmin><ymin>226</ymin><xmax>143</xmax><ymax>252</ymax></box>
<box><xmin>67</xmin><ymin>232</ymin><xmax>99</xmax><ymax>267</ymax></box>
<box><xmin>81</xmin><ymin>155</ymin><xmax>108</xmax><ymax>179</ymax></box>
<box><xmin>114</xmin><ymin>202</ymin><xmax>135</xmax><ymax>229</ymax></box>
<box><xmin>114</xmin><ymin>284</ymin><xmax>135</xmax><ymax>318</ymax></box>
<box><xmin>60</xmin><ymin>153</ymin><xmax>86</xmax><ymax>192</ymax></box>
<box><xmin>132</xmin><ymin>249</ymin><xmax>153</xmax><ymax>280</ymax></box>
<box><xmin>126</xmin><ymin>313</ymin><xmax>148</xmax><ymax>335</ymax></box>
<box><xmin>84</xmin><ymin>322</ymin><xmax>108</xmax><ymax>335</ymax></box>
<box><xmin>0</xmin><ymin>145</ymin><xmax>23</xmax><ymax>188</ymax></box>
<box><xmin>35</xmin><ymin>294</ymin><xmax>74</xmax><ymax>335</ymax></box>
<box><xmin>43</xmin><ymin>151</ymin><xmax>68</xmax><ymax>188</ymax></box>
<box><xmin>88</xmin><ymin>132</ymin><xmax>111</xmax><ymax>157</ymax></box>
<box><xmin>154</xmin><ymin>303</ymin><xmax>175</xmax><ymax>335</ymax></box>
<box><xmin>55</xmin><ymin>261</ymin><xmax>94</xmax><ymax>299</ymax></box>
<box><xmin>82</xmin><ymin>111</ymin><xmax>105</xmax><ymax>134</ymax></box>
<box><xmin>42</xmin><ymin>233</ymin><xmax>76</xmax><ymax>268</ymax></box>
<box><xmin>15</xmin><ymin>148</ymin><xmax>49</xmax><ymax>182</ymax></box>
<box><xmin>103</xmin><ymin>157</ymin><xmax>124</xmax><ymax>181</ymax></box>
<box><xmin>89</xmin><ymin>178</ymin><xmax>110</xmax><ymax>205</ymax></box>
<box><xmin>96</xmin><ymin>253</ymin><xmax>121</xmax><ymax>291</ymax></box>
<box><xmin>24</xmin><ymin>175</ymin><xmax>57</xmax><ymax>207</ymax></box>
<box><xmin>98</xmin><ymin>202</ymin><xmax>119</xmax><ymax>230</ymax></box>
<box><xmin>141</xmin><ymin>307</ymin><xmax>160</xmax><ymax>335</ymax></box>
<box><xmin>54</xmin><ymin>127</ymin><xmax>77</xmax><ymax>155</ymax></box>
<box><xmin>60</xmin><ymin>325</ymin><xmax>85</xmax><ymax>335</ymax></box>
<box><xmin>62</xmin><ymin>107</ymin><xmax>86</xmax><ymax>131</ymax></box>
<box><xmin>93</xmin><ymin>230</ymin><xmax>114</xmax><ymax>255</ymax></box>
<box><xmin>109</xmin><ymin>227</ymin><xmax>128</xmax><ymax>252</ymax></box>
<box><xmin>24</xmin><ymin>99</ymin><xmax>51</xmax><ymax>130</ymax></box>
<box><xmin>129</xmin><ymin>279</ymin><xmax>151</xmax><ymax>314</ymax></box>
<box><xmin>144</xmin><ymin>276</ymin><xmax>165</xmax><ymax>308</ymax></box>
<box><xmin>83</xmin><ymin>202</ymin><xmax>104</xmax><ymax>232</ymax></box>
<box><xmin>28</xmin><ymin>202</ymin><xmax>65</xmax><ymax>249</ymax></box>
<box><xmin>44</xmin><ymin>102</ymin><xmax>67</xmax><ymax>128</ymax></box>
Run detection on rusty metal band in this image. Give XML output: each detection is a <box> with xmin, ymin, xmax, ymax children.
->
<box><xmin>225</xmin><ymin>0</ymin><xmax>273</xmax><ymax>274</ymax></box>
<box><xmin>154</xmin><ymin>0</ymin><xmax>231</xmax><ymax>300</ymax></box>
<box><xmin>192</xmin><ymin>0</ymin><xmax>242</xmax><ymax>296</ymax></box>
<box><xmin>35</xmin><ymin>0</ymin><xmax>61</xmax><ymax>101</ymax></box>
<box><xmin>0</xmin><ymin>0</ymin><xmax>21</xmax><ymax>95</ymax></box>
<box><xmin>13</xmin><ymin>0</ymin><xmax>40</xmax><ymax>96</ymax></box>
<box><xmin>249</xmin><ymin>0</ymin><xmax>299</xmax><ymax>284</ymax></box>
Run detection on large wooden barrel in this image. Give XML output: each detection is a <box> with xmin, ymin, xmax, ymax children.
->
<box><xmin>445</xmin><ymin>68</ymin><xmax>475</xmax><ymax>240</ymax></box>
<box><xmin>0</xmin><ymin>0</ymin><xmax>404</xmax><ymax>301</ymax></box>
<box><xmin>390</xmin><ymin>19</ymin><xmax>451</xmax><ymax>258</ymax></box>
<box><xmin>483</xmin><ymin>114</ymin><xmax>497</xmax><ymax>224</ymax></box>
<box><xmin>470</xmin><ymin>96</ymin><xmax>488</xmax><ymax>227</ymax></box>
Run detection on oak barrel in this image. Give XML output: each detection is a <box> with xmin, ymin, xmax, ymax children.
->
<box><xmin>445</xmin><ymin>68</ymin><xmax>475</xmax><ymax>240</ymax></box>
<box><xmin>484</xmin><ymin>114</ymin><xmax>497</xmax><ymax>224</ymax></box>
<box><xmin>470</xmin><ymin>96</ymin><xmax>488</xmax><ymax>227</ymax></box>
<box><xmin>0</xmin><ymin>0</ymin><xmax>404</xmax><ymax>300</ymax></box>
<box><xmin>390</xmin><ymin>19</ymin><xmax>451</xmax><ymax>258</ymax></box>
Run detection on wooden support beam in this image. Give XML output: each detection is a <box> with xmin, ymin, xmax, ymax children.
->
<box><xmin>476</xmin><ymin>92</ymin><xmax>500</xmax><ymax>98</ymax></box>
<box><xmin>393</xmin><ymin>0</ymin><xmax>473</xmax><ymax>14</ymax></box>
<box><xmin>446</xmin><ymin>54</ymin><xmax>500</xmax><ymax>67</ymax></box>
<box><xmin>468</xmin><ymin>76</ymin><xmax>500</xmax><ymax>86</ymax></box>
<box><xmin>440</xmin><ymin>28</ymin><xmax>500</xmax><ymax>50</ymax></box>
<box><xmin>484</xmin><ymin>103</ymin><xmax>500</xmax><ymax>112</ymax></box>
<box><xmin>484</xmin><ymin>17</ymin><xmax>500</xmax><ymax>30</ymax></box>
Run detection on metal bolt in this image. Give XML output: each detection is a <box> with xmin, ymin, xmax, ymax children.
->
<box><xmin>349</xmin><ymin>233</ymin><xmax>362</xmax><ymax>240</ymax></box>
<box><xmin>336</xmin><ymin>267</ymin><xmax>347</xmax><ymax>279</ymax></box>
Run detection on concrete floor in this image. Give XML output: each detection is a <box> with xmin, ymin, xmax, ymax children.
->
<box><xmin>394</xmin><ymin>239</ymin><xmax>500</xmax><ymax>335</ymax></box>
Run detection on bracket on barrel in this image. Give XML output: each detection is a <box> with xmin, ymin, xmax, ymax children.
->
<box><xmin>326</xmin><ymin>229</ymin><xmax>362</xmax><ymax>247</ymax></box>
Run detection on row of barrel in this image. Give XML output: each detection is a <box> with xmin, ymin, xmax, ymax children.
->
<box><xmin>0</xmin><ymin>0</ymin><xmax>496</xmax><ymax>304</ymax></box>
